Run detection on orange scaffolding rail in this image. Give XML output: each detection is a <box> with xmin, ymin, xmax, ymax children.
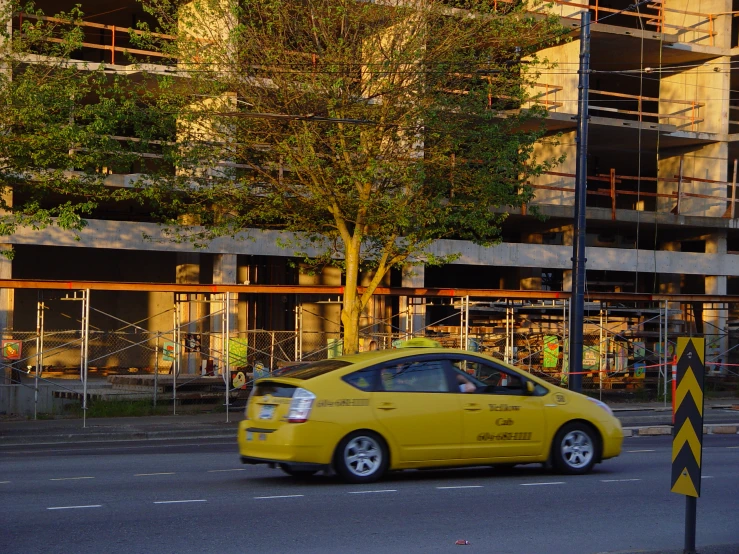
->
<box><xmin>533</xmin><ymin>160</ymin><xmax>738</xmax><ymax>221</ymax></box>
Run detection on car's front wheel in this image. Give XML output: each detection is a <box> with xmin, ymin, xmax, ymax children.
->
<box><xmin>552</xmin><ymin>422</ymin><xmax>598</xmax><ymax>475</ymax></box>
<box><xmin>334</xmin><ymin>431</ymin><xmax>388</xmax><ymax>484</ymax></box>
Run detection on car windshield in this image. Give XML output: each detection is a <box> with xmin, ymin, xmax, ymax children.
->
<box><xmin>275</xmin><ymin>359</ymin><xmax>352</xmax><ymax>380</ymax></box>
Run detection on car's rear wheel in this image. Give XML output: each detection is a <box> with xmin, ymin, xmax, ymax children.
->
<box><xmin>278</xmin><ymin>464</ymin><xmax>318</xmax><ymax>478</ymax></box>
<box><xmin>334</xmin><ymin>431</ymin><xmax>388</xmax><ymax>484</ymax></box>
<box><xmin>552</xmin><ymin>422</ymin><xmax>598</xmax><ymax>475</ymax></box>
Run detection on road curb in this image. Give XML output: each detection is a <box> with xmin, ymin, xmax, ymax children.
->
<box><xmin>0</xmin><ymin>429</ymin><xmax>238</xmax><ymax>446</ymax></box>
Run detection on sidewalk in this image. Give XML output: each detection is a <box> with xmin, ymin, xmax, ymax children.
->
<box><xmin>0</xmin><ymin>411</ymin><xmax>240</xmax><ymax>445</ymax></box>
<box><xmin>0</xmin><ymin>400</ymin><xmax>737</xmax><ymax>446</ymax></box>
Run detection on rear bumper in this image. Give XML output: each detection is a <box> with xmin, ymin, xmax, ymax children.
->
<box><xmin>237</xmin><ymin>420</ymin><xmax>338</xmax><ymax>465</ymax></box>
<box><xmin>240</xmin><ymin>455</ymin><xmax>329</xmax><ymax>472</ymax></box>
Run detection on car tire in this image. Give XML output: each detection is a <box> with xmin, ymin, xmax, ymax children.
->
<box><xmin>334</xmin><ymin>431</ymin><xmax>388</xmax><ymax>484</ymax></box>
<box><xmin>552</xmin><ymin>422</ymin><xmax>598</xmax><ymax>475</ymax></box>
<box><xmin>279</xmin><ymin>464</ymin><xmax>318</xmax><ymax>478</ymax></box>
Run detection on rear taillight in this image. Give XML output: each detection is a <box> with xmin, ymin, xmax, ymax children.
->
<box><xmin>287</xmin><ymin>388</ymin><xmax>316</xmax><ymax>423</ymax></box>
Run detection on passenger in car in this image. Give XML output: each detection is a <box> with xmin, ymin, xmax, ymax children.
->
<box><xmin>456</xmin><ymin>373</ymin><xmax>477</xmax><ymax>393</ymax></box>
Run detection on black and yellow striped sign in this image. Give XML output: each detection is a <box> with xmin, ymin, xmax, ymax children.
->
<box><xmin>671</xmin><ymin>337</ymin><xmax>705</xmax><ymax>498</ymax></box>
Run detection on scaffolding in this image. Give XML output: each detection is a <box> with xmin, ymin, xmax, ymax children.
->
<box><xmin>1</xmin><ymin>279</ymin><xmax>738</xmax><ymax>422</ymax></box>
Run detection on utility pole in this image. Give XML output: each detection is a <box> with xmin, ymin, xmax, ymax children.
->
<box><xmin>569</xmin><ymin>11</ymin><xmax>591</xmax><ymax>393</ymax></box>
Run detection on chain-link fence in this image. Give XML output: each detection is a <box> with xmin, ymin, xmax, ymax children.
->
<box><xmin>3</xmin><ymin>294</ymin><xmax>738</xmax><ymax>419</ymax></box>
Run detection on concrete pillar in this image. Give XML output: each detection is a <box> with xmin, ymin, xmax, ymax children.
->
<box><xmin>299</xmin><ymin>266</ymin><xmax>342</xmax><ymax>355</ymax></box>
<box><xmin>659</xmin><ymin>241</ymin><xmax>682</xmax><ymax>295</ymax></box>
<box><xmin>520</xmin><ymin>233</ymin><xmax>543</xmax><ymax>290</ymax></box>
<box><xmin>705</xmin><ymin>232</ymin><xmax>729</xmax><ymax>370</ymax></box>
<box><xmin>211</xmin><ymin>254</ymin><xmax>237</xmax><ymax>374</ymax></box>
<box><xmin>562</xmin><ymin>270</ymin><xmax>572</xmax><ymax>293</ymax></box>
<box><xmin>176</xmin><ymin>253</ymin><xmax>202</xmax><ymax>374</ymax></box>
<box><xmin>0</xmin><ymin>245</ymin><xmax>13</xmax><ymax>384</ymax></box>
<box><xmin>659</xmin><ymin>241</ymin><xmax>683</xmax><ymax>332</ymax></box>
<box><xmin>358</xmin><ymin>269</ymin><xmax>390</xmax><ymax>349</ymax></box>
<box><xmin>399</xmin><ymin>265</ymin><xmax>425</xmax><ymax>337</ymax></box>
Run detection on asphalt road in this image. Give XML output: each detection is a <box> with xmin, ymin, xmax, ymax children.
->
<box><xmin>1</xmin><ymin>436</ymin><xmax>738</xmax><ymax>554</ymax></box>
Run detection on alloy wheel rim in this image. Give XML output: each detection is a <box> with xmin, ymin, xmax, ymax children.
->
<box><xmin>344</xmin><ymin>436</ymin><xmax>382</xmax><ymax>477</ymax></box>
<box><xmin>561</xmin><ymin>430</ymin><xmax>593</xmax><ymax>469</ymax></box>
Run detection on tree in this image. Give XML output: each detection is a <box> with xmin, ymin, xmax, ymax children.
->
<box><xmin>4</xmin><ymin>0</ymin><xmax>565</xmax><ymax>354</ymax></box>
<box><xmin>133</xmin><ymin>0</ymin><xmax>568</xmax><ymax>354</ymax></box>
<box><xmin>0</xmin><ymin>2</ymin><xmax>168</xmax><ymax>244</ymax></box>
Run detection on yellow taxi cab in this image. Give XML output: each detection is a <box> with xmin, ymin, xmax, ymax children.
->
<box><xmin>237</xmin><ymin>347</ymin><xmax>623</xmax><ymax>483</ymax></box>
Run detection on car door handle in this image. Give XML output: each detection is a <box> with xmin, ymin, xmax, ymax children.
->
<box><xmin>377</xmin><ymin>402</ymin><xmax>396</xmax><ymax>410</ymax></box>
<box><xmin>463</xmin><ymin>403</ymin><xmax>482</xmax><ymax>411</ymax></box>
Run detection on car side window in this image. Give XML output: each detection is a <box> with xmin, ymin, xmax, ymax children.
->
<box><xmin>379</xmin><ymin>360</ymin><xmax>450</xmax><ymax>393</ymax></box>
<box><xmin>343</xmin><ymin>367</ymin><xmax>377</xmax><ymax>392</ymax></box>
<box><xmin>451</xmin><ymin>358</ymin><xmax>526</xmax><ymax>396</ymax></box>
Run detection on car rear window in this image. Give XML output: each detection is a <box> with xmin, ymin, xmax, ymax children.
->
<box><xmin>274</xmin><ymin>359</ymin><xmax>352</xmax><ymax>380</ymax></box>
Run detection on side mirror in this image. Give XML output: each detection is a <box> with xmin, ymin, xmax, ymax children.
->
<box><xmin>525</xmin><ymin>381</ymin><xmax>535</xmax><ymax>395</ymax></box>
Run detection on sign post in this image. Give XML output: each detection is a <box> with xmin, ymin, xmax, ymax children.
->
<box><xmin>671</xmin><ymin>337</ymin><xmax>705</xmax><ymax>554</ymax></box>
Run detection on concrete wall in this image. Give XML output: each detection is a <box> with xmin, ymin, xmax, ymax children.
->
<box><xmin>663</xmin><ymin>0</ymin><xmax>732</xmax><ymax>48</ymax></box>
<box><xmin>428</xmin><ymin>238</ymin><xmax>739</xmax><ymax>277</ymax></box>
<box><xmin>528</xmin><ymin>0</ymin><xmax>588</xmax><ymax>19</ymax></box>
<box><xmin>527</xmin><ymin>40</ymin><xmax>580</xmax><ymax>116</ymax></box>
<box><xmin>657</xmin><ymin>142</ymin><xmax>728</xmax><ymax>216</ymax></box>
<box><xmin>0</xmin><ymin>383</ymin><xmax>76</xmax><ymax>417</ymax></box>
<box><xmin>660</xmin><ymin>58</ymin><xmax>730</xmax><ymax>135</ymax></box>
<box><xmin>10</xmin><ymin>220</ymin><xmax>739</xmax><ymax>279</ymax></box>
<box><xmin>530</xmin><ymin>130</ymin><xmax>576</xmax><ymax>206</ymax></box>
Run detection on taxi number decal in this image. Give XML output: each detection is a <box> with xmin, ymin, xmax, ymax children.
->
<box><xmin>489</xmin><ymin>404</ymin><xmax>520</xmax><ymax>411</ymax></box>
<box><xmin>477</xmin><ymin>432</ymin><xmax>532</xmax><ymax>442</ymax></box>
<box><xmin>316</xmin><ymin>399</ymin><xmax>370</xmax><ymax>408</ymax></box>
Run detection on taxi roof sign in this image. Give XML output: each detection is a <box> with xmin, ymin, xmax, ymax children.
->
<box><xmin>395</xmin><ymin>337</ymin><xmax>442</xmax><ymax>348</ymax></box>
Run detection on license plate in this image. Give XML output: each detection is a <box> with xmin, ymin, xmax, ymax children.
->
<box><xmin>259</xmin><ymin>404</ymin><xmax>276</xmax><ymax>420</ymax></box>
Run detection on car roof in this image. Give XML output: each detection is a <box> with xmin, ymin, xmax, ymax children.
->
<box><xmin>330</xmin><ymin>347</ymin><xmax>477</xmax><ymax>364</ymax></box>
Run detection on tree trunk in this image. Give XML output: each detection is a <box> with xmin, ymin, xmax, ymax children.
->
<box><xmin>341</xmin><ymin>236</ymin><xmax>362</xmax><ymax>354</ymax></box>
<box><xmin>341</xmin><ymin>299</ymin><xmax>362</xmax><ymax>355</ymax></box>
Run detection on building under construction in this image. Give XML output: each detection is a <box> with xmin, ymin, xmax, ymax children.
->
<box><xmin>1</xmin><ymin>1</ymin><xmax>739</xmax><ymax>405</ymax></box>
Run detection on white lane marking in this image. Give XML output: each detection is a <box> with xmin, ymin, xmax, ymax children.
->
<box><xmin>348</xmin><ymin>489</ymin><xmax>397</xmax><ymax>494</ymax></box>
<box><xmin>49</xmin><ymin>476</ymin><xmax>94</xmax><ymax>481</ymax></box>
<box><xmin>626</xmin><ymin>449</ymin><xmax>656</xmax><ymax>453</ymax></box>
<box><xmin>702</xmin><ymin>476</ymin><xmax>714</xmax><ymax>479</ymax></box>
<box><xmin>728</xmin><ymin>446</ymin><xmax>739</xmax><ymax>449</ymax></box>
<box><xmin>47</xmin><ymin>505</ymin><xmax>101</xmax><ymax>510</ymax></box>
<box><xmin>207</xmin><ymin>469</ymin><xmax>246</xmax><ymax>473</ymax></box>
<box><xmin>254</xmin><ymin>495</ymin><xmax>304</xmax><ymax>500</ymax></box>
<box><xmin>153</xmin><ymin>500</ymin><xmax>207</xmax><ymax>504</ymax></box>
<box><xmin>135</xmin><ymin>472</ymin><xmax>175</xmax><ymax>477</ymax></box>
<box><xmin>520</xmin><ymin>482</ymin><xmax>565</xmax><ymax>486</ymax></box>
<box><xmin>0</xmin><ymin>481</ymin><xmax>10</xmax><ymax>484</ymax></box>
<box><xmin>601</xmin><ymin>479</ymin><xmax>642</xmax><ymax>483</ymax></box>
<box><xmin>436</xmin><ymin>486</ymin><xmax>483</xmax><ymax>490</ymax></box>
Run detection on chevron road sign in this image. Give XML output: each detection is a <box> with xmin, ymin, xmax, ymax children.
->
<box><xmin>671</xmin><ymin>337</ymin><xmax>705</xmax><ymax>498</ymax></box>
